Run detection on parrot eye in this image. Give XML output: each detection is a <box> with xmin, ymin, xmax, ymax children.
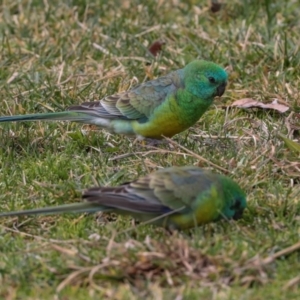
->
<box><xmin>208</xmin><ymin>77</ymin><xmax>216</xmax><ymax>84</ymax></box>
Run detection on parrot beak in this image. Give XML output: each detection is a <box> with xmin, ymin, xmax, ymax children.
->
<box><xmin>232</xmin><ymin>208</ymin><xmax>244</xmax><ymax>220</ymax></box>
<box><xmin>230</xmin><ymin>197</ymin><xmax>245</xmax><ymax>220</ymax></box>
<box><xmin>216</xmin><ymin>82</ymin><xmax>227</xmax><ymax>97</ymax></box>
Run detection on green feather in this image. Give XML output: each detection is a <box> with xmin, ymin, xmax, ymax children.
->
<box><xmin>0</xmin><ymin>60</ymin><xmax>228</xmax><ymax>139</ymax></box>
<box><xmin>0</xmin><ymin>166</ymin><xmax>246</xmax><ymax>230</ymax></box>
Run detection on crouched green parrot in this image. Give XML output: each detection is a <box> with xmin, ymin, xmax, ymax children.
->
<box><xmin>0</xmin><ymin>166</ymin><xmax>246</xmax><ymax>229</ymax></box>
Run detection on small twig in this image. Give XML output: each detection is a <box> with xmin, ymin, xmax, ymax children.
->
<box><xmin>109</xmin><ymin>149</ymin><xmax>193</xmax><ymax>161</ymax></box>
<box><xmin>134</xmin><ymin>25</ymin><xmax>161</xmax><ymax>37</ymax></box>
<box><xmin>1</xmin><ymin>225</ymin><xmax>78</xmax><ymax>244</ymax></box>
<box><xmin>248</xmin><ymin>241</ymin><xmax>300</xmax><ymax>266</ymax></box>
<box><xmin>56</xmin><ymin>267</ymin><xmax>91</xmax><ymax>292</ymax></box>
<box><xmin>191</xmin><ymin>134</ymin><xmax>253</xmax><ymax>140</ymax></box>
<box><xmin>14</xmin><ymin>71</ymin><xmax>124</xmax><ymax>97</ymax></box>
<box><xmin>114</xmin><ymin>56</ymin><xmax>149</xmax><ymax>62</ymax></box>
<box><xmin>117</xmin><ymin>206</ymin><xmax>186</xmax><ymax>235</ymax></box>
<box><xmin>163</xmin><ymin>136</ymin><xmax>231</xmax><ymax>174</ymax></box>
<box><xmin>261</xmin><ymin>241</ymin><xmax>300</xmax><ymax>265</ymax></box>
<box><xmin>283</xmin><ymin>275</ymin><xmax>300</xmax><ymax>290</ymax></box>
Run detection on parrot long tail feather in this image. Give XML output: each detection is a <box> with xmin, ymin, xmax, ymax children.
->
<box><xmin>0</xmin><ymin>202</ymin><xmax>110</xmax><ymax>217</ymax></box>
<box><xmin>0</xmin><ymin>111</ymin><xmax>99</xmax><ymax>123</ymax></box>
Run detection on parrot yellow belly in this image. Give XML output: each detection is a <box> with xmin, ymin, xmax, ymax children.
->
<box><xmin>132</xmin><ymin>97</ymin><xmax>192</xmax><ymax>139</ymax></box>
<box><xmin>167</xmin><ymin>187</ymin><xmax>222</xmax><ymax>229</ymax></box>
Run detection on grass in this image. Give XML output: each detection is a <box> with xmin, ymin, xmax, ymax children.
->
<box><xmin>0</xmin><ymin>0</ymin><xmax>299</xmax><ymax>298</ymax></box>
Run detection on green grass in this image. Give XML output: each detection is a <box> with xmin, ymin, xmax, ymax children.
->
<box><xmin>0</xmin><ymin>0</ymin><xmax>299</xmax><ymax>298</ymax></box>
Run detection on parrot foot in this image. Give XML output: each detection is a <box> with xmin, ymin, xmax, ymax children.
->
<box><xmin>133</xmin><ymin>137</ymin><xmax>168</xmax><ymax>147</ymax></box>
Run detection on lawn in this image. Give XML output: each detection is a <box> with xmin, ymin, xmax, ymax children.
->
<box><xmin>0</xmin><ymin>0</ymin><xmax>299</xmax><ymax>299</ymax></box>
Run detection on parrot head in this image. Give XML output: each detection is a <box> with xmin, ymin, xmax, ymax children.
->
<box><xmin>183</xmin><ymin>60</ymin><xmax>228</xmax><ymax>101</ymax></box>
<box><xmin>220</xmin><ymin>175</ymin><xmax>247</xmax><ymax>221</ymax></box>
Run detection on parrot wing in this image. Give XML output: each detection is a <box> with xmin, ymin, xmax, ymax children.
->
<box><xmin>68</xmin><ymin>70</ymin><xmax>183</xmax><ymax>121</ymax></box>
<box><xmin>83</xmin><ymin>166</ymin><xmax>217</xmax><ymax>214</ymax></box>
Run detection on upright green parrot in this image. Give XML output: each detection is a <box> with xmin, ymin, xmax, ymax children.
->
<box><xmin>0</xmin><ymin>166</ymin><xmax>246</xmax><ymax>229</ymax></box>
<box><xmin>0</xmin><ymin>60</ymin><xmax>227</xmax><ymax>139</ymax></box>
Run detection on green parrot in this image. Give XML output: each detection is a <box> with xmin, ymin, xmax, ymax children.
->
<box><xmin>0</xmin><ymin>60</ymin><xmax>227</xmax><ymax>139</ymax></box>
<box><xmin>0</xmin><ymin>166</ymin><xmax>246</xmax><ymax>229</ymax></box>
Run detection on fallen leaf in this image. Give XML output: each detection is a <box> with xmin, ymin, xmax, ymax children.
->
<box><xmin>230</xmin><ymin>98</ymin><xmax>289</xmax><ymax>113</ymax></box>
<box><xmin>148</xmin><ymin>39</ymin><xmax>166</xmax><ymax>57</ymax></box>
<box><xmin>277</xmin><ymin>133</ymin><xmax>300</xmax><ymax>154</ymax></box>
